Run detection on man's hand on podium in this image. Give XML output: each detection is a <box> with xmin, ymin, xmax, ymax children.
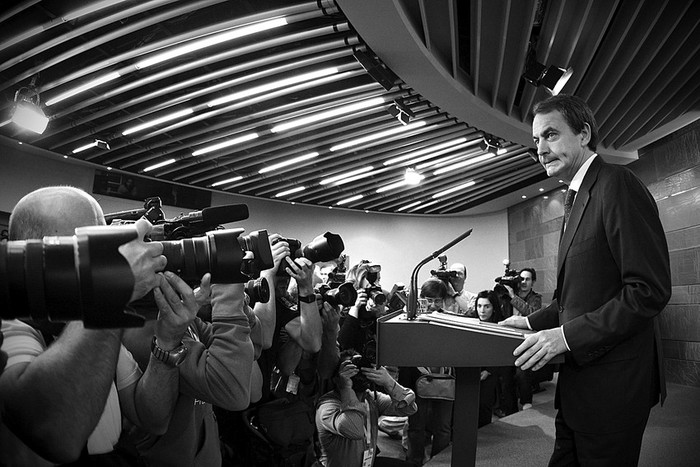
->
<box><xmin>512</xmin><ymin>328</ymin><xmax>567</xmax><ymax>371</ymax></box>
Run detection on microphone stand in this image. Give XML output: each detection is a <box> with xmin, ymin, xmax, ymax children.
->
<box><xmin>406</xmin><ymin>229</ymin><xmax>473</xmax><ymax>320</ymax></box>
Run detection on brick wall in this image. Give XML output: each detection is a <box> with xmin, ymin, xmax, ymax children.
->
<box><xmin>508</xmin><ymin>119</ymin><xmax>700</xmax><ymax>387</ymax></box>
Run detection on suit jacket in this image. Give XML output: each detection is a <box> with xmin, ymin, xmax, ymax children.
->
<box><xmin>528</xmin><ymin>156</ymin><xmax>671</xmax><ymax>433</ymax></box>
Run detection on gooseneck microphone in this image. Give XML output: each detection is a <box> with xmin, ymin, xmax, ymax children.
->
<box><xmin>406</xmin><ymin>229</ymin><xmax>473</xmax><ymax>320</ymax></box>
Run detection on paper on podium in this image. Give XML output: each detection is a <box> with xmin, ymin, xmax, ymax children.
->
<box><xmin>416</xmin><ymin>311</ymin><xmax>528</xmax><ymax>339</ymax></box>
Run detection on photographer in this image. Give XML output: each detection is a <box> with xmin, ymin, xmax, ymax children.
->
<box><xmin>0</xmin><ymin>186</ymin><xmax>185</xmax><ymax>465</ymax></box>
<box><xmin>398</xmin><ymin>278</ymin><xmax>454</xmax><ymax>466</ymax></box>
<box><xmin>502</xmin><ymin>268</ymin><xmax>543</xmax><ymax>317</ymax></box>
<box><xmin>337</xmin><ymin>260</ymin><xmax>387</xmax><ymax>360</ymax></box>
<box><xmin>217</xmin><ymin>235</ymin><xmax>330</xmax><ymax>466</ymax></box>
<box><xmin>121</xmin><ymin>272</ymin><xmax>255</xmax><ymax>466</ymax></box>
<box><xmin>316</xmin><ymin>349</ymin><xmax>416</xmax><ymax>467</ymax></box>
<box><xmin>443</xmin><ymin>263</ymin><xmax>477</xmax><ymax>316</ymax></box>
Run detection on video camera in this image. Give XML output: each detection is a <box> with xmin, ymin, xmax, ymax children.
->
<box><xmin>105</xmin><ymin>197</ymin><xmax>274</xmax><ymax>284</ymax></box>
<box><xmin>494</xmin><ymin>259</ymin><xmax>521</xmax><ymax>297</ymax></box>
<box><xmin>430</xmin><ymin>254</ymin><xmax>458</xmax><ymax>282</ymax></box>
<box><xmin>1</xmin><ymin>225</ymin><xmax>144</xmax><ymax>328</ymax></box>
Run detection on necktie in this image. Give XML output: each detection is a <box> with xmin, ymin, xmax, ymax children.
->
<box><xmin>564</xmin><ymin>188</ymin><xmax>577</xmax><ymax>228</ymax></box>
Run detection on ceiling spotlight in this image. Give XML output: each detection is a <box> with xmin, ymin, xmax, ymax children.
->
<box><xmin>404</xmin><ymin>168</ymin><xmax>424</xmax><ymax>185</ymax></box>
<box><xmin>479</xmin><ymin>135</ymin><xmax>501</xmax><ymax>154</ymax></box>
<box><xmin>386</xmin><ymin>98</ymin><xmax>415</xmax><ymax>126</ymax></box>
<box><xmin>72</xmin><ymin>139</ymin><xmax>110</xmax><ymax>154</ymax></box>
<box><xmin>522</xmin><ymin>47</ymin><xmax>573</xmax><ymax>96</ymax></box>
<box><xmin>352</xmin><ymin>49</ymin><xmax>398</xmax><ymax>91</ymax></box>
<box><xmin>11</xmin><ymin>87</ymin><xmax>49</xmax><ymax>134</ymax></box>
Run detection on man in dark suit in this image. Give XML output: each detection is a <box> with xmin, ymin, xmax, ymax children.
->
<box><xmin>501</xmin><ymin>94</ymin><xmax>671</xmax><ymax>466</ymax></box>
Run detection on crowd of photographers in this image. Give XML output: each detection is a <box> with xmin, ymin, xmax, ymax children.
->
<box><xmin>0</xmin><ymin>185</ymin><xmax>551</xmax><ymax>466</ymax></box>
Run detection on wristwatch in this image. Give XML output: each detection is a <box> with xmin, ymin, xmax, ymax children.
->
<box><xmin>298</xmin><ymin>294</ymin><xmax>317</xmax><ymax>303</ymax></box>
<box><xmin>151</xmin><ymin>336</ymin><xmax>189</xmax><ymax>367</ymax></box>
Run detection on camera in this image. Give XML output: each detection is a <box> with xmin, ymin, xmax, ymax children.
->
<box><xmin>363</xmin><ymin>263</ymin><xmax>386</xmax><ymax>306</ymax></box>
<box><xmin>1</xmin><ymin>225</ymin><xmax>144</xmax><ymax>328</ymax></box>
<box><xmin>350</xmin><ymin>353</ymin><xmax>374</xmax><ymax>369</ymax></box>
<box><xmin>430</xmin><ymin>254</ymin><xmax>458</xmax><ymax>282</ymax></box>
<box><xmin>327</xmin><ymin>254</ymin><xmax>348</xmax><ymax>287</ymax></box>
<box><xmin>274</xmin><ymin>232</ymin><xmax>345</xmax><ymax>276</ymax></box>
<box><xmin>106</xmin><ymin>197</ymin><xmax>250</xmax><ymax>241</ymax></box>
<box><xmin>106</xmin><ymin>198</ymin><xmax>273</xmax><ymax>284</ymax></box>
<box><xmin>386</xmin><ymin>283</ymin><xmax>407</xmax><ymax>312</ymax></box>
<box><xmin>162</xmin><ymin>228</ymin><xmax>274</xmax><ymax>284</ymax></box>
<box><xmin>494</xmin><ymin>259</ymin><xmax>522</xmax><ymax>297</ymax></box>
<box><xmin>245</xmin><ymin>277</ymin><xmax>270</xmax><ymax>307</ymax></box>
<box><xmin>315</xmin><ymin>281</ymin><xmax>357</xmax><ymax>308</ymax></box>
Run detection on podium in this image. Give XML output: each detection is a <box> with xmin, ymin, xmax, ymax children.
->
<box><xmin>376</xmin><ymin>311</ymin><xmax>562</xmax><ymax>467</ymax></box>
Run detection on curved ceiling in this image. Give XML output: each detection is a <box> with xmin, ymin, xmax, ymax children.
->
<box><xmin>1</xmin><ymin>0</ymin><xmax>698</xmax><ymax>215</ymax></box>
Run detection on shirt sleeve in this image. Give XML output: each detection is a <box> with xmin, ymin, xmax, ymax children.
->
<box><xmin>0</xmin><ymin>320</ymin><xmax>46</xmax><ymax>368</ymax></box>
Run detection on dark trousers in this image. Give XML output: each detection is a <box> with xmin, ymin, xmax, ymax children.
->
<box><xmin>548</xmin><ymin>409</ymin><xmax>649</xmax><ymax>467</ymax></box>
<box><xmin>406</xmin><ymin>396</ymin><xmax>453</xmax><ymax>464</ymax></box>
<box><xmin>515</xmin><ymin>367</ymin><xmax>533</xmax><ymax>405</ymax></box>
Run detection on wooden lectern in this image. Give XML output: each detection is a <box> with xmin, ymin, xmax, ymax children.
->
<box><xmin>376</xmin><ymin>311</ymin><xmax>562</xmax><ymax>467</ymax></box>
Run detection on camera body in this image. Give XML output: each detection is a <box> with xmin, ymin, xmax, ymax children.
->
<box><xmin>274</xmin><ymin>233</ymin><xmax>345</xmax><ymax>276</ymax></box>
<box><xmin>494</xmin><ymin>259</ymin><xmax>522</xmax><ymax>296</ymax></box>
<box><xmin>315</xmin><ymin>281</ymin><xmax>357</xmax><ymax>308</ymax></box>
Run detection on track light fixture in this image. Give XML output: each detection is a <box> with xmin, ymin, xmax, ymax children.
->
<box><xmin>386</xmin><ymin>98</ymin><xmax>415</xmax><ymax>125</ymax></box>
<box><xmin>352</xmin><ymin>49</ymin><xmax>398</xmax><ymax>91</ymax></box>
<box><xmin>11</xmin><ymin>81</ymin><xmax>49</xmax><ymax>134</ymax></box>
<box><xmin>522</xmin><ymin>47</ymin><xmax>573</xmax><ymax>96</ymax></box>
<box><xmin>479</xmin><ymin>135</ymin><xmax>501</xmax><ymax>154</ymax></box>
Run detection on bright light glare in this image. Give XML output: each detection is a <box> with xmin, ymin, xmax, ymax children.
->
<box><xmin>123</xmin><ymin>108</ymin><xmax>194</xmax><ymax>135</ymax></box>
<box><xmin>432</xmin><ymin>181</ymin><xmax>476</xmax><ymax>198</ymax></box>
<box><xmin>211</xmin><ymin>176</ymin><xmax>243</xmax><ymax>187</ymax></box>
<box><xmin>143</xmin><ymin>158</ymin><xmax>176</xmax><ymax>172</ymax></box>
<box><xmin>319</xmin><ymin>166</ymin><xmax>373</xmax><ymax>185</ymax></box>
<box><xmin>207</xmin><ymin>68</ymin><xmax>338</xmax><ymax>107</ymax></box>
<box><xmin>259</xmin><ymin>152</ymin><xmax>319</xmax><ymax>174</ymax></box>
<box><xmin>192</xmin><ymin>133</ymin><xmax>259</xmax><ymax>156</ymax></box>
<box><xmin>330</xmin><ymin>121</ymin><xmax>427</xmax><ymax>152</ymax></box>
<box><xmin>271</xmin><ymin>97</ymin><xmax>385</xmax><ymax>133</ymax></box>
<box><xmin>135</xmin><ymin>18</ymin><xmax>288</xmax><ymax>70</ymax></box>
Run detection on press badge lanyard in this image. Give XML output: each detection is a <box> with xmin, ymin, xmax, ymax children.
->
<box><xmin>361</xmin><ymin>398</ymin><xmax>374</xmax><ymax>467</ymax></box>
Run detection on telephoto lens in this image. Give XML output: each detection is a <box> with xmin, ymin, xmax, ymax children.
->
<box><xmin>316</xmin><ymin>282</ymin><xmax>357</xmax><ymax>308</ymax></box>
<box><xmin>161</xmin><ymin>228</ymin><xmax>274</xmax><ymax>284</ymax></box>
<box><xmin>245</xmin><ymin>277</ymin><xmax>270</xmax><ymax>306</ymax></box>
<box><xmin>0</xmin><ymin>225</ymin><xmax>142</xmax><ymax>328</ymax></box>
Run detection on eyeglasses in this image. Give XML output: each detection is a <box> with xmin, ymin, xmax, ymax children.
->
<box><xmin>423</xmin><ymin>298</ymin><xmax>444</xmax><ymax>304</ymax></box>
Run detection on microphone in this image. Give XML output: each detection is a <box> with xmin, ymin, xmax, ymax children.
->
<box><xmin>170</xmin><ymin>204</ymin><xmax>249</xmax><ymax>225</ymax></box>
<box><xmin>104</xmin><ymin>208</ymin><xmax>146</xmax><ymax>224</ymax></box>
<box><xmin>406</xmin><ymin>229</ymin><xmax>473</xmax><ymax>320</ymax></box>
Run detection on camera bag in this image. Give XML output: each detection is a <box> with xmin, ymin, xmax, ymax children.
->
<box><xmin>415</xmin><ymin>367</ymin><xmax>456</xmax><ymax>401</ymax></box>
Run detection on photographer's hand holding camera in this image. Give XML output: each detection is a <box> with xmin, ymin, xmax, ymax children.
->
<box><xmin>283</xmin><ymin>256</ymin><xmax>323</xmax><ymax>354</ymax></box>
<box><xmin>252</xmin><ymin>233</ymin><xmax>291</xmax><ymax>349</ymax></box>
<box><xmin>0</xmin><ymin>187</ymin><xmax>180</xmax><ymax>464</ymax></box>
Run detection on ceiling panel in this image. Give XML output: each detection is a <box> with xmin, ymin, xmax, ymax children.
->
<box><xmin>2</xmin><ymin>0</ymin><xmax>698</xmax><ymax>215</ymax></box>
